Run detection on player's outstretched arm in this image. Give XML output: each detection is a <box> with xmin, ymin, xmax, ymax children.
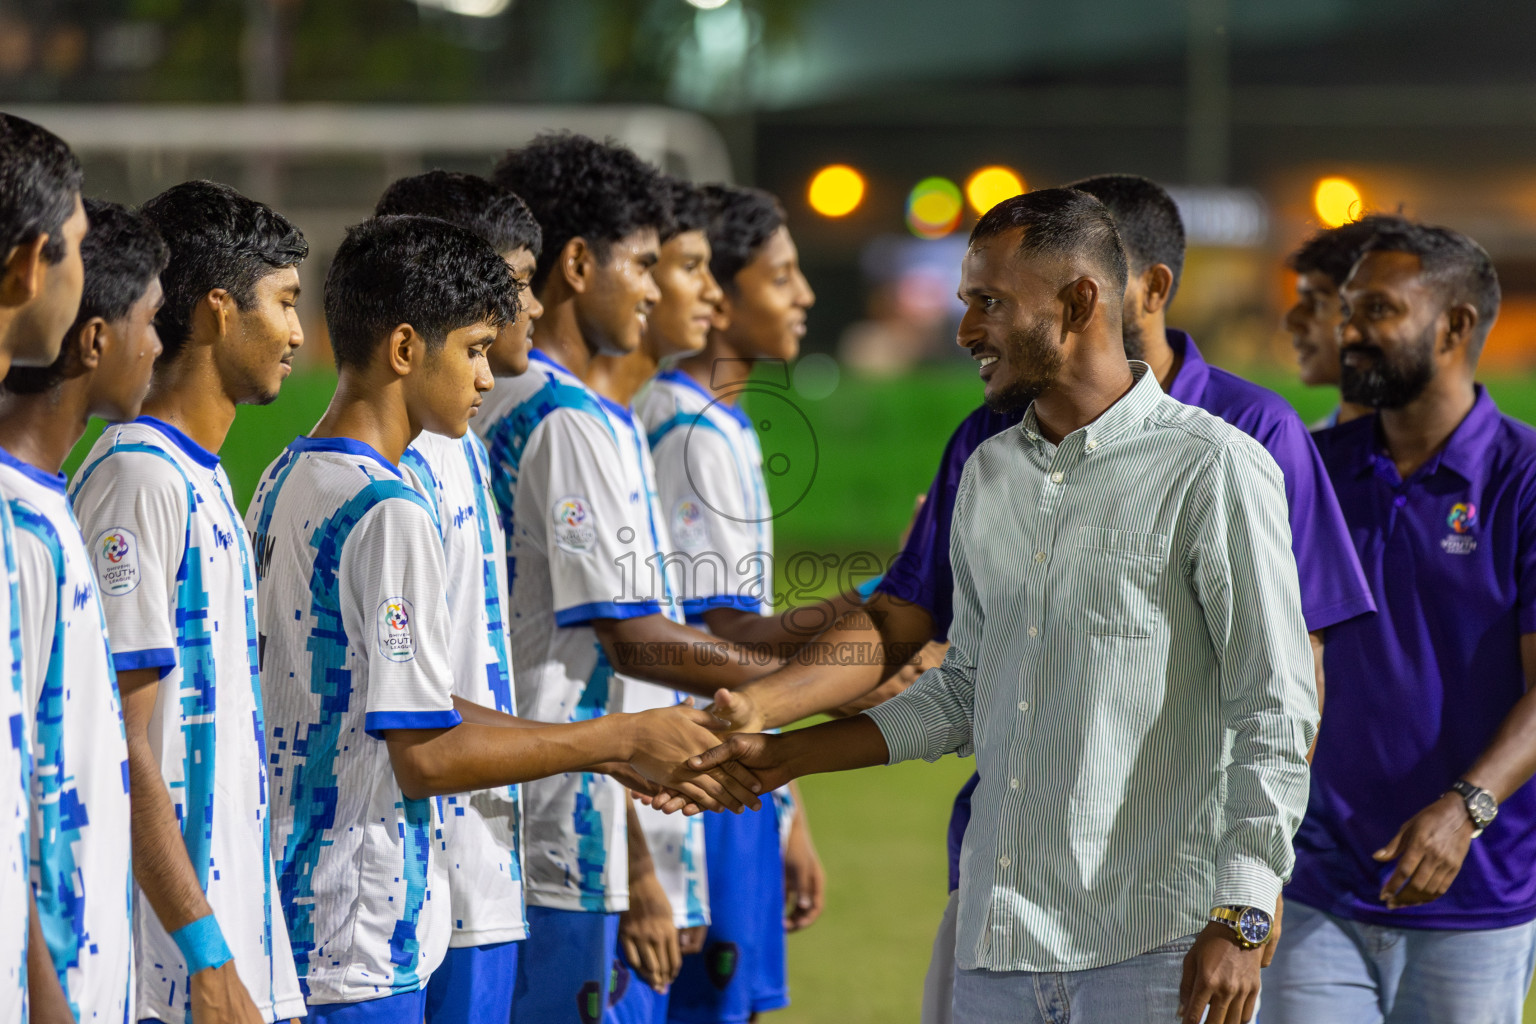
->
<box><xmin>697</xmin><ymin>586</ymin><xmax>868</xmax><ymax>653</ymax></box>
<box><xmin>592</xmin><ymin>612</ymin><xmax>782</xmax><ymax>698</ymax></box>
<box><xmin>120</xmin><ymin>669</ymin><xmax>265</xmax><ymax>1024</ymax></box>
<box><xmin>709</xmin><ymin>593</ymin><xmax>935</xmax><ymax>733</ymax></box>
<box><xmin>686</xmin><ymin>714</ymin><xmax>893</xmax><ymax>795</ymax></box>
<box><xmin>383</xmin><ymin>701</ymin><xmax>762</xmax><ymax>812</ymax></box>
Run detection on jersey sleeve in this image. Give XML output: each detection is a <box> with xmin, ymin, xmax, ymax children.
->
<box><xmin>1249</xmin><ymin>411</ymin><xmax>1376</xmax><ymax>633</ymax></box>
<box><xmin>527</xmin><ymin>409</ymin><xmax>661</xmax><ymax>626</ymax></box>
<box><xmin>70</xmin><ymin>452</ymin><xmax>188</xmax><ymax>675</ymax></box>
<box><xmin>339</xmin><ymin>497</ymin><xmax>463</xmax><ymax>738</ymax></box>
<box><xmin>9</xmin><ymin>513</ymin><xmax>57</xmax><ymax>714</ymax></box>
<box><xmin>651</xmin><ymin>426</ymin><xmax>765</xmax><ymax>620</ymax></box>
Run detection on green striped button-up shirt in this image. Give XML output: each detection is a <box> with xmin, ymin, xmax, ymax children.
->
<box><xmin>866</xmin><ymin>364</ymin><xmax>1318</xmax><ymax>973</ymax></box>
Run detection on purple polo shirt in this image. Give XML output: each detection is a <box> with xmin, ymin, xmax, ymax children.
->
<box><xmin>881</xmin><ymin>331</ymin><xmax>1376</xmax><ymax>891</ymax></box>
<box><xmin>1289</xmin><ymin>387</ymin><xmax>1536</xmax><ymax>930</ymax></box>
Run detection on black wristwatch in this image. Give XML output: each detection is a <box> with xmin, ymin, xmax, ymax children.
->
<box><xmin>1450</xmin><ymin>779</ymin><xmax>1498</xmax><ymax>837</ymax></box>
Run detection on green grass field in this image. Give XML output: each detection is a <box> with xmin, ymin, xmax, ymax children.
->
<box><xmin>59</xmin><ymin>364</ymin><xmax>1536</xmax><ymax>1022</ymax></box>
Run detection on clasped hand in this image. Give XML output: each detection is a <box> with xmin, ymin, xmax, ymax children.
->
<box><xmin>615</xmin><ymin>700</ymin><xmax>766</xmax><ymax>815</ymax></box>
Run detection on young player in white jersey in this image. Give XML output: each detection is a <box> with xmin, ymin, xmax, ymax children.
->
<box><xmin>69</xmin><ymin>181</ymin><xmax>308</xmax><ymax>1024</ymax></box>
<box><xmin>249</xmin><ymin>215</ymin><xmax>758</xmax><ymax>1024</ymax></box>
<box><xmin>0</xmin><ymin>112</ymin><xmax>88</xmax><ymax>1024</ymax></box>
<box><xmin>372</xmin><ymin>171</ymin><xmax>544</xmax><ymax>1024</ymax></box>
<box><xmin>0</xmin><ymin>199</ymin><xmax>164</xmax><ymax>1024</ymax></box>
<box><xmin>585</xmin><ymin>176</ymin><xmax>724</xmax><ymax>1024</ymax></box>
<box><xmin>640</xmin><ymin>186</ymin><xmax>829</xmax><ymax>1024</ymax></box>
<box><xmin>487</xmin><ymin>136</ymin><xmax>777</xmax><ymax>1023</ymax></box>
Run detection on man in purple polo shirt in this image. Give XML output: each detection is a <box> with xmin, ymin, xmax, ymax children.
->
<box><xmin>1267</xmin><ymin>222</ymin><xmax>1536</xmax><ymax>1023</ymax></box>
<box><xmin>706</xmin><ymin>174</ymin><xmax>1375</xmax><ymax>1021</ymax></box>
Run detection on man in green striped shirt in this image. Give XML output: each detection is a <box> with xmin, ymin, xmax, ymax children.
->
<box><xmin>690</xmin><ymin>189</ymin><xmax>1318</xmax><ymax>1024</ymax></box>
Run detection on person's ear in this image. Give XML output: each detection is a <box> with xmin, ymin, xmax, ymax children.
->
<box><xmin>75</xmin><ymin>318</ymin><xmax>109</xmax><ymax>373</ymax></box>
<box><xmin>1443</xmin><ymin>303</ymin><xmax>1479</xmax><ymax>357</ymax></box>
<box><xmin>1064</xmin><ymin>276</ymin><xmax>1100</xmax><ymax>334</ymax></box>
<box><xmin>1141</xmin><ymin>264</ymin><xmax>1175</xmax><ymax>315</ymax></box>
<box><xmin>386</xmin><ymin>324</ymin><xmax>419</xmax><ymax>376</ymax></box>
<box><xmin>0</xmin><ymin>236</ymin><xmax>48</xmax><ymax>308</ymax></box>
<box><xmin>560</xmin><ymin>237</ymin><xmax>593</xmax><ymax>294</ymax></box>
<box><xmin>201</xmin><ymin>288</ymin><xmax>234</xmax><ymax>339</ymax></box>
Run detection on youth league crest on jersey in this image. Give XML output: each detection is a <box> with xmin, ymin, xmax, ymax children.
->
<box><xmin>93</xmin><ymin>527</ymin><xmax>141</xmax><ymax>595</ymax></box>
<box><xmin>551</xmin><ymin>495</ymin><xmax>596</xmax><ymax>553</ymax></box>
<box><xmin>1441</xmin><ymin>501</ymin><xmax>1478</xmax><ymax>555</ymax></box>
<box><xmin>671</xmin><ymin>497</ymin><xmax>711</xmax><ymax>551</ymax></box>
<box><xmin>376</xmin><ymin>597</ymin><xmax>416</xmax><ymax>662</ymax></box>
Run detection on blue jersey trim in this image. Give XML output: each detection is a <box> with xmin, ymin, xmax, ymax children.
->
<box><xmin>0</xmin><ymin>446</ymin><xmax>65</xmax><ymax>492</ymax></box>
<box><xmin>111</xmin><ymin>647</ymin><xmax>177</xmax><ymax>673</ymax></box>
<box><xmin>554</xmin><ymin>600</ymin><xmax>661</xmax><ymax>628</ymax></box>
<box><xmin>363</xmin><ymin>709</ymin><xmax>464</xmax><ymax>740</ymax></box>
<box><xmin>594</xmin><ymin>392</ymin><xmax>636</xmax><ymax>427</ymax></box>
<box><xmin>680</xmin><ymin>594</ymin><xmax>762</xmax><ymax>621</ymax></box>
<box><xmin>133</xmin><ymin>415</ymin><xmax>220</xmax><ymax>468</ymax></box>
<box><xmin>288</xmin><ymin>436</ymin><xmax>402</xmax><ymax>477</ymax></box>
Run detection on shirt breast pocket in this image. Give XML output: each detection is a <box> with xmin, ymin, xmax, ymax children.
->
<box><xmin>1069</xmin><ymin>527</ymin><xmax>1170</xmax><ymax>638</ymax></box>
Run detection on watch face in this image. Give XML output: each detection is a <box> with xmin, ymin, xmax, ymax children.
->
<box><xmin>1237</xmin><ymin>907</ymin><xmax>1272</xmax><ymax>945</ymax></box>
<box><xmin>1471</xmin><ymin>792</ymin><xmax>1498</xmax><ymax>826</ymax></box>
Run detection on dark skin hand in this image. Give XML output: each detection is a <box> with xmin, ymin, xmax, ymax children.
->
<box><xmin>620</xmin><ymin>802</ymin><xmax>682</xmax><ymax>993</ymax></box>
<box><xmin>1180</xmin><ymin>925</ymin><xmax>1264</xmax><ymax>1024</ymax></box>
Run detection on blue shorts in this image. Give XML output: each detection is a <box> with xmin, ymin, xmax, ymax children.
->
<box><xmin>667</xmin><ymin>805</ymin><xmax>787</xmax><ymax>1024</ymax></box>
<box><xmin>300</xmin><ymin>989</ymin><xmax>430</xmax><ymax>1024</ymax></box>
<box><xmin>512</xmin><ymin>905</ymin><xmax>620</xmax><ymax>1024</ymax></box>
<box><xmin>425</xmin><ymin>941</ymin><xmax>520</xmax><ymax>1024</ymax></box>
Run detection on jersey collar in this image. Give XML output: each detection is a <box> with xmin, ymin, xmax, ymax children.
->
<box><xmin>287</xmin><ymin>436</ymin><xmax>402</xmax><ymax>478</ymax></box>
<box><xmin>134</xmin><ymin>415</ymin><xmax>220</xmax><ymax>469</ymax></box>
<box><xmin>656</xmin><ymin>368</ymin><xmax>753</xmax><ymax>430</ymax></box>
<box><xmin>0</xmin><ymin>445</ymin><xmax>66</xmax><ymax>493</ymax></box>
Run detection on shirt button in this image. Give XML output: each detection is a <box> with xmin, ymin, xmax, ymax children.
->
<box><xmin>1034</xmin><ymin>551</ymin><xmax>1046</xmax><ymax>563</ymax></box>
<box><xmin>1010</xmin><ymin>778</ymin><xmax>1020</xmax><ymax>789</ymax></box>
<box><xmin>999</xmin><ymin>855</ymin><xmax>1011</xmax><ymax>868</ymax></box>
<box><xmin>1018</xmin><ymin>701</ymin><xmax>1029</xmax><ymax>711</ymax></box>
<box><xmin>1393</xmin><ymin>495</ymin><xmax>1407</xmax><ymax>508</ymax></box>
<box><xmin>1086</xmin><ymin>439</ymin><xmax>1098</xmax><ymax>450</ymax></box>
<box><xmin>1051</xmin><ymin>471</ymin><xmax>1064</xmax><ymax>484</ymax></box>
<box><xmin>1027</xmin><ymin>626</ymin><xmax>1038</xmax><ymax>637</ymax></box>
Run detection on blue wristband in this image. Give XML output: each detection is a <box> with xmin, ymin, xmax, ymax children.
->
<box><xmin>170</xmin><ymin>914</ymin><xmax>232</xmax><ymax>974</ymax></box>
<box><xmin>855</xmin><ymin>573</ymin><xmax>884</xmax><ymax>600</ymax></box>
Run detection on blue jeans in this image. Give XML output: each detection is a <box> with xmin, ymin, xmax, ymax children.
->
<box><xmin>1263</xmin><ymin>899</ymin><xmax>1536</xmax><ymax>1024</ymax></box>
<box><xmin>953</xmin><ymin>935</ymin><xmax>1197</xmax><ymax>1023</ymax></box>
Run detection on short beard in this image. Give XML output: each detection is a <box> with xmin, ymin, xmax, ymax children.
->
<box><xmin>985</xmin><ymin>317</ymin><xmax>1063</xmax><ymax>415</ymax></box>
<box><xmin>1122</xmin><ymin>316</ymin><xmax>1146</xmax><ymax>363</ymax></box>
<box><xmin>1339</xmin><ymin>327</ymin><xmax>1436</xmax><ymax>410</ymax></box>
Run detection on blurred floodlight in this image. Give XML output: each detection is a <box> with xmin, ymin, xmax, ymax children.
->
<box><xmin>411</xmin><ymin>0</ymin><xmax>512</xmax><ymax>16</ymax></box>
<box><xmin>1314</xmin><ymin>177</ymin><xmax>1363</xmax><ymax>228</ymax></box>
<box><xmin>685</xmin><ymin>0</ymin><xmax>732</xmax><ymax>9</ymax></box>
<box><xmin>907</xmin><ymin>177</ymin><xmax>963</xmax><ymax>239</ymax></box>
<box><xmin>965</xmin><ymin>166</ymin><xmax>1024</xmax><ymax>215</ymax></box>
<box><xmin>808</xmin><ymin>164</ymin><xmax>866</xmax><ymax>217</ymax></box>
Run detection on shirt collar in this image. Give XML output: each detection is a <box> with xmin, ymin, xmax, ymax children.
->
<box><xmin>657</xmin><ymin>367</ymin><xmax>753</xmax><ymax>429</ymax></box>
<box><xmin>1019</xmin><ymin>360</ymin><xmax>1162</xmax><ymax>452</ymax></box>
<box><xmin>134</xmin><ymin>415</ymin><xmax>220</xmax><ymax>469</ymax></box>
<box><xmin>287</xmin><ymin>436</ymin><xmax>402</xmax><ymax>478</ymax></box>
<box><xmin>0</xmin><ymin>445</ymin><xmax>66</xmax><ymax>493</ymax></box>
<box><xmin>528</xmin><ymin>348</ymin><xmax>573</xmax><ymax>378</ymax></box>
<box><xmin>1163</xmin><ymin>329</ymin><xmax>1209</xmax><ymax>407</ymax></box>
<box><xmin>1350</xmin><ymin>385</ymin><xmax>1500</xmax><ymax>485</ymax></box>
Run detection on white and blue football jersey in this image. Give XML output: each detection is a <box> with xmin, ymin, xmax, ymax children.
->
<box><xmin>247</xmin><ymin>436</ymin><xmax>461</xmax><ymax>1005</ymax></box>
<box><xmin>0</xmin><ymin>496</ymin><xmax>26</xmax><ymax>1024</ymax></box>
<box><xmin>0</xmin><ymin>447</ymin><xmax>132</xmax><ymax>1024</ymax></box>
<box><xmin>618</xmin><ymin>420</ymin><xmax>708</xmax><ymax>930</ymax></box>
<box><xmin>474</xmin><ymin>349</ymin><xmax>663</xmax><ymax>914</ymax></box>
<box><xmin>638</xmin><ymin>369</ymin><xmax>774</xmax><ymax>622</ymax></box>
<box><xmin>70</xmin><ymin>417</ymin><xmax>303</xmax><ymax>1024</ymax></box>
<box><xmin>400</xmin><ymin>429</ymin><xmax>527</xmax><ymax>947</ymax></box>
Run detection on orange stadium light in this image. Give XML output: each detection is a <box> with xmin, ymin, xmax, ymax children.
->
<box><xmin>1313</xmin><ymin>176</ymin><xmax>1364</xmax><ymax>228</ymax></box>
<box><xmin>807</xmin><ymin>164</ymin><xmax>866</xmax><ymax>218</ymax></box>
<box><xmin>965</xmin><ymin>166</ymin><xmax>1025</xmax><ymax>215</ymax></box>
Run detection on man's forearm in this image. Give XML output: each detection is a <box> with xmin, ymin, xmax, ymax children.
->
<box><xmin>701</xmin><ymin>587</ymin><xmax>868</xmax><ymax>652</ymax></box>
<box><xmin>595</xmin><ymin>615</ymin><xmax>778</xmax><ymax>698</ymax></box>
<box><xmin>773</xmin><ymin>715</ymin><xmax>892</xmax><ymax>779</ymax></box>
<box><xmin>386</xmin><ymin>714</ymin><xmax>635</xmax><ymax>798</ymax></box>
<box><xmin>28</xmin><ymin>892</ymin><xmax>73</xmax><ymax>1024</ymax></box>
<box><xmin>743</xmin><ymin>596</ymin><xmax>933</xmax><ymax>729</ymax></box>
<box><xmin>1461</xmin><ymin>636</ymin><xmax>1536</xmax><ymax>802</ymax></box>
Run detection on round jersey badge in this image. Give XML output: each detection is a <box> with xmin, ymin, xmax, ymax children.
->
<box><xmin>552</xmin><ymin>495</ymin><xmax>597</xmax><ymax>553</ymax></box>
<box><xmin>93</xmin><ymin>527</ymin><xmax>141</xmax><ymax>596</ymax></box>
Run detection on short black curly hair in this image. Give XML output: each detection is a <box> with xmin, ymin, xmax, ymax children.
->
<box><xmin>700</xmin><ymin>185</ymin><xmax>784</xmax><ymax>291</ymax></box>
<box><xmin>4</xmin><ymin>198</ymin><xmax>169</xmax><ymax>396</ymax></box>
<box><xmin>375</xmin><ymin>170</ymin><xmax>542</xmax><ymax>258</ymax></box>
<box><xmin>1287</xmin><ymin>214</ymin><xmax>1410</xmax><ymax>287</ymax></box>
<box><xmin>140</xmin><ymin>180</ymin><xmax>308</xmax><ymax>364</ymax></box>
<box><xmin>491</xmin><ymin>133</ymin><xmax>668</xmax><ymax>294</ymax></box>
<box><xmin>0</xmin><ymin>113</ymin><xmax>83</xmax><ymax>265</ymax></box>
<box><xmin>662</xmin><ymin>176</ymin><xmax>711</xmax><ymax>244</ymax></box>
<box><xmin>325</xmin><ymin>215</ymin><xmax>517</xmax><ymax>372</ymax></box>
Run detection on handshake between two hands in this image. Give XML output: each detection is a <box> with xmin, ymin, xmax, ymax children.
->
<box><xmin>607</xmin><ymin>689</ymin><xmax>790</xmax><ymax>816</ymax></box>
